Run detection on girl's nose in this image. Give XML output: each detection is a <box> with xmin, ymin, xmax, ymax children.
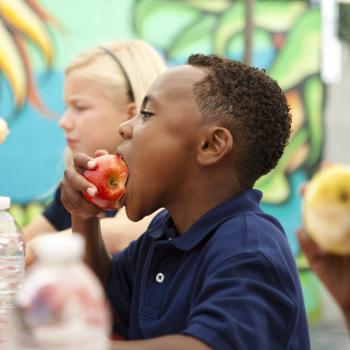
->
<box><xmin>59</xmin><ymin>110</ymin><xmax>74</xmax><ymax>131</ymax></box>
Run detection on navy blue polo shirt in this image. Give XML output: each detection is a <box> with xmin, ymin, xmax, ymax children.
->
<box><xmin>107</xmin><ymin>189</ymin><xmax>310</xmax><ymax>349</ymax></box>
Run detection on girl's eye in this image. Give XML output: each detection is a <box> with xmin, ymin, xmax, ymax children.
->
<box><xmin>140</xmin><ymin>110</ymin><xmax>154</xmax><ymax>120</ymax></box>
<box><xmin>75</xmin><ymin>105</ymin><xmax>88</xmax><ymax>111</ymax></box>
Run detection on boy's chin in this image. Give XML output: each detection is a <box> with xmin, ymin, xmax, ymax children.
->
<box><xmin>124</xmin><ymin>205</ymin><xmax>146</xmax><ymax>222</ymax></box>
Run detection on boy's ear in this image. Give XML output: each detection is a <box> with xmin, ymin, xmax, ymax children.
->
<box><xmin>197</xmin><ymin>126</ymin><xmax>233</xmax><ymax>166</ymax></box>
<box><xmin>127</xmin><ymin>102</ymin><xmax>137</xmax><ymax>119</ymax></box>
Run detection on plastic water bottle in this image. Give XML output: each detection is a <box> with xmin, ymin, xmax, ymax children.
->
<box><xmin>0</xmin><ymin>196</ymin><xmax>25</xmax><ymax>349</ymax></box>
<box><xmin>10</xmin><ymin>233</ymin><xmax>111</xmax><ymax>350</ymax></box>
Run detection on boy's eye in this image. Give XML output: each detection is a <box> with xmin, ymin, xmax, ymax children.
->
<box><xmin>140</xmin><ymin>110</ymin><xmax>154</xmax><ymax>120</ymax></box>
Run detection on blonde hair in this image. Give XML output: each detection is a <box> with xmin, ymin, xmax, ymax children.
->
<box><xmin>65</xmin><ymin>39</ymin><xmax>167</xmax><ymax>109</ymax></box>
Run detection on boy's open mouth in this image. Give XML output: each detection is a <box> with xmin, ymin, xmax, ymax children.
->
<box><xmin>117</xmin><ymin>153</ymin><xmax>129</xmax><ymax>187</ymax></box>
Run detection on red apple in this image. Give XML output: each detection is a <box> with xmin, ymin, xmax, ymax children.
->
<box><xmin>82</xmin><ymin>154</ymin><xmax>128</xmax><ymax>210</ymax></box>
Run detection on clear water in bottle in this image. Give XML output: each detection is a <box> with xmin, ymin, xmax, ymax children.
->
<box><xmin>0</xmin><ymin>196</ymin><xmax>25</xmax><ymax>349</ymax></box>
<box><xmin>10</xmin><ymin>233</ymin><xmax>111</xmax><ymax>350</ymax></box>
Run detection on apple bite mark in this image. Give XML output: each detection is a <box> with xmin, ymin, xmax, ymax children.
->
<box><xmin>82</xmin><ymin>154</ymin><xmax>128</xmax><ymax>210</ymax></box>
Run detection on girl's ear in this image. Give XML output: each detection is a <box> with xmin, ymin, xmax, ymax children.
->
<box><xmin>127</xmin><ymin>102</ymin><xmax>137</xmax><ymax>119</ymax></box>
<box><xmin>197</xmin><ymin>126</ymin><xmax>233</xmax><ymax>166</ymax></box>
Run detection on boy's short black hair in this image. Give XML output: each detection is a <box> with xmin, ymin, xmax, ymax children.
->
<box><xmin>187</xmin><ymin>54</ymin><xmax>291</xmax><ymax>187</ymax></box>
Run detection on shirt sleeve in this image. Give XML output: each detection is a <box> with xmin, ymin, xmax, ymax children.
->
<box><xmin>42</xmin><ymin>187</ymin><xmax>72</xmax><ymax>231</ymax></box>
<box><xmin>182</xmin><ymin>252</ymin><xmax>302</xmax><ymax>350</ymax></box>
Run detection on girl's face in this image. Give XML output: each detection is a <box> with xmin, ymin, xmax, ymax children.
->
<box><xmin>60</xmin><ymin>68</ymin><xmax>134</xmax><ymax>157</ymax></box>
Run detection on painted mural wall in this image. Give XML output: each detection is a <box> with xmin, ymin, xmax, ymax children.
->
<box><xmin>0</xmin><ymin>0</ymin><xmax>323</xmax><ymax>321</ymax></box>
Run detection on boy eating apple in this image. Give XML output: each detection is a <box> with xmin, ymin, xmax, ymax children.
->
<box><xmin>61</xmin><ymin>54</ymin><xmax>310</xmax><ymax>349</ymax></box>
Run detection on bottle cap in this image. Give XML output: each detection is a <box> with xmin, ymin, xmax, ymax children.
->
<box><xmin>0</xmin><ymin>196</ymin><xmax>11</xmax><ymax>210</ymax></box>
<box><xmin>32</xmin><ymin>233</ymin><xmax>85</xmax><ymax>262</ymax></box>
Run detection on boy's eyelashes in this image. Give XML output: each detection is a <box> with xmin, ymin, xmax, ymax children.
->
<box><xmin>140</xmin><ymin>110</ymin><xmax>154</xmax><ymax>120</ymax></box>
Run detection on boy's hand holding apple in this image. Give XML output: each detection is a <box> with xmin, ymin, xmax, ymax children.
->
<box><xmin>60</xmin><ymin>152</ymin><xmax>102</xmax><ymax>219</ymax></box>
<box><xmin>82</xmin><ymin>153</ymin><xmax>128</xmax><ymax>210</ymax></box>
<box><xmin>60</xmin><ymin>150</ymin><xmax>128</xmax><ymax>219</ymax></box>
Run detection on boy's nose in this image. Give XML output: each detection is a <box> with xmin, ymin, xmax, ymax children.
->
<box><xmin>119</xmin><ymin>119</ymin><xmax>133</xmax><ymax>140</ymax></box>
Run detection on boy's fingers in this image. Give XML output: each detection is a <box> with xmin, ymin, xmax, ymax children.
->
<box><xmin>73</xmin><ymin>152</ymin><xmax>97</xmax><ymax>171</ymax></box>
<box><xmin>60</xmin><ymin>184</ymin><xmax>80</xmax><ymax>215</ymax></box>
<box><xmin>60</xmin><ymin>179</ymin><xmax>99</xmax><ymax>216</ymax></box>
<box><xmin>95</xmin><ymin>149</ymin><xmax>109</xmax><ymax>157</ymax></box>
<box><xmin>60</xmin><ymin>178</ymin><xmax>84</xmax><ymax>209</ymax></box>
<box><xmin>64</xmin><ymin>167</ymin><xmax>97</xmax><ymax>196</ymax></box>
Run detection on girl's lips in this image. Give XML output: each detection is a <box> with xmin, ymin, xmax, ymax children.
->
<box><xmin>66</xmin><ymin>138</ymin><xmax>77</xmax><ymax>147</ymax></box>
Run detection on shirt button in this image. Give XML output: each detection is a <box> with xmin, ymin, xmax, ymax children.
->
<box><xmin>156</xmin><ymin>273</ymin><xmax>165</xmax><ymax>283</ymax></box>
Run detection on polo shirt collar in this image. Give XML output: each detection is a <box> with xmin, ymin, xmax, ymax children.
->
<box><xmin>147</xmin><ymin>189</ymin><xmax>263</xmax><ymax>251</ymax></box>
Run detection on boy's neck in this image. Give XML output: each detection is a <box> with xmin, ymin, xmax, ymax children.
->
<box><xmin>167</xmin><ymin>177</ymin><xmax>245</xmax><ymax>235</ymax></box>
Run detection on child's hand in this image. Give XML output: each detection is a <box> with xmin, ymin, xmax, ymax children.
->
<box><xmin>298</xmin><ymin>163</ymin><xmax>350</xmax><ymax>328</ymax></box>
<box><xmin>297</xmin><ymin>228</ymin><xmax>350</xmax><ymax>322</ymax></box>
<box><xmin>60</xmin><ymin>152</ymin><xmax>104</xmax><ymax>219</ymax></box>
<box><xmin>302</xmin><ymin>164</ymin><xmax>350</xmax><ymax>255</ymax></box>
